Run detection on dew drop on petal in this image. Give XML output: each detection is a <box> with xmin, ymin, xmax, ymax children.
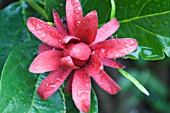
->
<box><xmin>45</xmin><ymin>81</ymin><xmax>56</xmax><ymax>91</ymax></box>
<box><xmin>74</xmin><ymin>6</ymin><xmax>81</xmax><ymax>14</ymax></box>
<box><xmin>100</xmin><ymin>75</ymin><xmax>107</xmax><ymax>82</ymax></box>
<box><xmin>82</xmin><ymin>104</ymin><xmax>89</xmax><ymax>112</ymax></box>
<box><xmin>77</xmin><ymin>90</ymin><xmax>84</xmax><ymax>97</ymax></box>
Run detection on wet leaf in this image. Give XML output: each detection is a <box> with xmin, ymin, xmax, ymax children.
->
<box><xmin>118</xmin><ymin>69</ymin><xmax>149</xmax><ymax>96</ymax></box>
<box><xmin>0</xmin><ymin>41</ymin><xmax>66</xmax><ymax>113</ymax></box>
<box><xmin>115</xmin><ymin>0</ymin><xmax>170</xmax><ymax>60</ymax></box>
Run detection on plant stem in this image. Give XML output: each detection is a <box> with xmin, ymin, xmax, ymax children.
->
<box><xmin>25</xmin><ymin>0</ymin><xmax>48</xmax><ymax>20</ymax></box>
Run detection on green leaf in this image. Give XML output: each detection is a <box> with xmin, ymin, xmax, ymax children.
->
<box><xmin>64</xmin><ymin>88</ymin><xmax>98</xmax><ymax>113</ymax></box>
<box><xmin>115</xmin><ymin>0</ymin><xmax>170</xmax><ymax>60</ymax></box>
<box><xmin>118</xmin><ymin>69</ymin><xmax>149</xmax><ymax>96</ymax></box>
<box><xmin>0</xmin><ymin>41</ymin><xmax>66</xmax><ymax>113</ymax></box>
<box><xmin>110</xmin><ymin>0</ymin><xmax>116</xmax><ymax>19</ymax></box>
<box><xmin>0</xmin><ymin>2</ymin><xmax>28</xmax><ymax>75</ymax></box>
<box><xmin>45</xmin><ymin>0</ymin><xmax>113</xmax><ymax>25</ymax></box>
<box><xmin>45</xmin><ymin>0</ymin><xmax>66</xmax><ymax>21</ymax></box>
<box><xmin>82</xmin><ymin>0</ymin><xmax>112</xmax><ymax>25</ymax></box>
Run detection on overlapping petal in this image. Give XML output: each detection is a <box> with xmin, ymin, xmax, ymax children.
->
<box><xmin>29</xmin><ymin>50</ymin><xmax>63</xmax><ymax>73</ymax></box>
<box><xmin>27</xmin><ymin>17</ymin><xmax>65</xmax><ymax>48</ymax></box>
<box><xmin>62</xmin><ymin>36</ymin><xmax>80</xmax><ymax>44</ymax></box>
<box><xmin>60</xmin><ymin>56</ymin><xmax>79</xmax><ymax>69</ymax></box>
<box><xmin>101</xmin><ymin>58</ymin><xmax>125</xmax><ymax>69</ymax></box>
<box><xmin>91</xmin><ymin>70</ymin><xmax>121</xmax><ymax>94</ymax></box>
<box><xmin>37</xmin><ymin>67</ymin><xmax>71</xmax><ymax>99</ymax></box>
<box><xmin>91</xmin><ymin>38</ymin><xmax>138</xmax><ymax>59</ymax></box>
<box><xmin>38</xmin><ymin>44</ymin><xmax>53</xmax><ymax>55</ymax></box>
<box><xmin>69</xmin><ymin>42</ymin><xmax>91</xmax><ymax>60</ymax></box>
<box><xmin>65</xmin><ymin>72</ymin><xmax>74</xmax><ymax>94</ymax></box>
<box><xmin>77</xmin><ymin>11</ymin><xmax>98</xmax><ymax>44</ymax></box>
<box><xmin>86</xmin><ymin>54</ymin><xmax>103</xmax><ymax>76</ymax></box>
<box><xmin>72</xmin><ymin>68</ymin><xmax>91</xmax><ymax>112</ymax></box>
<box><xmin>53</xmin><ymin>10</ymin><xmax>68</xmax><ymax>35</ymax></box>
<box><xmin>92</xmin><ymin>18</ymin><xmax>120</xmax><ymax>45</ymax></box>
<box><xmin>66</xmin><ymin>0</ymin><xmax>83</xmax><ymax>36</ymax></box>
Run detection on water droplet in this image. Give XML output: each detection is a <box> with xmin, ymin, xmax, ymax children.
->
<box><xmin>101</xmin><ymin>49</ymin><xmax>105</xmax><ymax>53</ymax></box>
<box><xmin>50</xmin><ymin>31</ymin><xmax>57</xmax><ymax>38</ymax></box>
<box><xmin>37</xmin><ymin>24</ymin><xmax>43</xmax><ymax>29</ymax></box>
<box><xmin>77</xmin><ymin>90</ymin><xmax>84</xmax><ymax>96</ymax></box>
<box><xmin>74</xmin><ymin>6</ymin><xmax>81</xmax><ymax>14</ymax></box>
<box><xmin>58</xmin><ymin>33</ymin><xmax>63</xmax><ymax>38</ymax></box>
<box><xmin>100</xmin><ymin>75</ymin><xmax>107</xmax><ymax>82</ymax></box>
<box><xmin>45</xmin><ymin>81</ymin><xmax>56</xmax><ymax>91</ymax></box>
<box><xmin>58</xmin><ymin>3</ymin><xmax>64</xmax><ymax>8</ymax></box>
<box><xmin>82</xmin><ymin>104</ymin><xmax>89</xmax><ymax>112</ymax></box>
<box><xmin>73</xmin><ymin>20</ymin><xmax>81</xmax><ymax>27</ymax></box>
<box><xmin>151</xmin><ymin>21</ymin><xmax>159</xmax><ymax>28</ymax></box>
<box><xmin>56</xmin><ymin>77</ymin><xmax>62</xmax><ymax>82</ymax></box>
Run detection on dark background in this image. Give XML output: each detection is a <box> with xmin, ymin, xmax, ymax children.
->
<box><xmin>1</xmin><ymin>1</ymin><xmax>170</xmax><ymax>113</ymax></box>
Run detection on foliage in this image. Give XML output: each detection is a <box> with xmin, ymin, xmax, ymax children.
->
<box><xmin>0</xmin><ymin>0</ymin><xmax>170</xmax><ymax>113</ymax></box>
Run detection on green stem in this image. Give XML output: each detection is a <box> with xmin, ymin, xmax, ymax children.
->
<box><xmin>25</xmin><ymin>0</ymin><xmax>48</xmax><ymax>20</ymax></box>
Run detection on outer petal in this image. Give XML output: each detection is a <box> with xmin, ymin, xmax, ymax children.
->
<box><xmin>91</xmin><ymin>38</ymin><xmax>138</xmax><ymax>59</ymax></box>
<box><xmin>53</xmin><ymin>10</ymin><xmax>68</xmax><ymax>35</ymax></box>
<box><xmin>69</xmin><ymin>42</ymin><xmax>91</xmax><ymax>60</ymax></box>
<box><xmin>60</xmin><ymin>56</ymin><xmax>79</xmax><ymax>69</ymax></box>
<box><xmin>72</xmin><ymin>68</ymin><xmax>91</xmax><ymax>112</ymax></box>
<box><xmin>37</xmin><ymin>67</ymin><xmax>71</xmax><ymax>99</ymax></box>
<box><xmin>38</xmin><ymin>44</ymin><xmax>53</xmax><ymax>55</ymax></box>
<box><xmin>92</xmin><ymin>18</ymin><xmax>120</xmax><ymax>45</ymax></box>
<box><xmin>29</xmin><ymin>50</ymin><xmax>63</xmax><ymax>73</ymax></box>
<box><xmin>66</xmin><ymin>0</ymin><xmax>83</xmax><ymax>36</ymax></box>
<box><xmin>91</xmin><ymin>70</ymin><xmax>121</xmax><ymax>94</ymax></box>
<box><xmin>77</xmin><ymin>10</ymin><xmax>98</xmax><ymax>44</ymax></box>
<box><xmin>65</xmin><ymin>72</ymin><xmax>74</xmax><ymax>94</ymax></box>
<box><xmin>27</xmin><ymin>17</ymin><xmax>65</xmax><ymax>48</ymax></box>
<box><xmin>86</xmin><ymin>54</ymin><xmax>103</xmax><ymax>76</ymax></box>
<box><xmin>101</xmin><ymin>58</ymin><xmax>125</xmax><ymax>69</ymax></box>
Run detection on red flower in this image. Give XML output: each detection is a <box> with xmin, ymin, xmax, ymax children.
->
<box><xmin>27</xmin><ymin>0</ymin><xmax>138</xmax><ymax>112</ymax></box>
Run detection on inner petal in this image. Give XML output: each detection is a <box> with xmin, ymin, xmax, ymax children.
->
<box><xmin>66</xmin><ymin>42</ymin><xmax>91</xmax><ymax>61</ymax></box>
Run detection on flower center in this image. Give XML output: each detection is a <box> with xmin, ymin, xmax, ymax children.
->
<box><xmin>63</xmin><ymin>42</ymin><xmax>91</xmax><ymax>66</ymax></box>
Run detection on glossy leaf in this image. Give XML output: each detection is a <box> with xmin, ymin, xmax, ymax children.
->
<box><xmin>118</xmin><ymin>69</ymin><xmax>149</xmax><ymax>96</ymax></box>
<box><xmin>115</xmin><ymin>0</ymin><xmax>170</xmax><ymax>60</ymax></box>
<box><xmin>45</xmin><ymin>0</ymin><xmax>113</xmax><ymax>25</ymax></box>
<box><xmin>45</xmin><ymin>0</ymin><xmax>66</xmax><ymax>21</ymax></box>
<box><xmin>0</xmin><ymin>2</ymin><xmax>31</xmax><ymax>75</ymax></box>
<box><xmin>0</xmin><ymin>41</ymin><xmax>66</xmax><ymax>113</ymax></box>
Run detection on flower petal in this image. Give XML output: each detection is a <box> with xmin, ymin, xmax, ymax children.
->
<box><xmin>53</xmin><ymin>9</ymin><xmax>68</xmax><ymax>35</ymax></box>
<box><xmin>91</xmin><ymin>38</ymin><xmax>138</xmax><ymax>59</ymax></box>
<box><xmin>65</xmin><ymin>72</ymin><xmax>74</xmax><ymax>94</ymax></box>
<box><xmin>38</xmin><ymin>44</ymin><xmax>53</xmax><ymax>55</ymax></box>
<box><xmin>27</xmin><ymin>17</ymin><xmax>65</xmax><ymax>48</ymax></box>
<box><xmin>37</xmin><ymin>67</ymin><xmax>71</xmax><ymax>99</ymax></box>
<box><xmin>101</xmin><ymin>58</ymin><xmax>125</xmax><ymax>69</ymax></box>
<box><xmin>66</xmin><ymin>0</ymin><xmax>83</xmax><ymax>36</ymax></box>
<box><xmin>29</xmin><ymin>50</ymin><xmax>63</xmax><ymax>73</ymax></box>
<box><xmin>77</xmin><ymin>10</ymin><xmax>98</xmax><ymax>44</ymax></box>
<box><xmin>72</xmin><ymin>68</ymin><xmax>91</xmax><ymax>112</ymax></box>
<box><xmin>91</xmin><ymin>70</ymin><xmax>121</xmax><ymax>94</ymax></box>
<box><xmin>72</xmin><ymin>58</ymin><xmax>88</xmax><ymax>67</ymax></box>
<box><xmin>86</xmin><ymin>54</ymin><xmax>103</xmax><ymax>76</ymax></box>
<box><xmin>62</xmin><ymin>36</ymin><xmax>80</xmax><ymax>44</ymax></box>
<box><xmin>60</xmin><ymin>56</ymin><xmax>79</xmax><ymax>69</ymax></box>
<box><xmin>69</xmin><ymin>42</ymin><xmax>91</xmax><ymax>60</ymax></box>
<box><xmin>92</xmin><ymin>18</ymin><xmax>120</xmax><ymax>45</ymax></box>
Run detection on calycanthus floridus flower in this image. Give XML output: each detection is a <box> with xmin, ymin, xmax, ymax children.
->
<box><xmin>27</xmin><ymin>0</ymin><xmax>138</xmax><ymax>112</ymax></box>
